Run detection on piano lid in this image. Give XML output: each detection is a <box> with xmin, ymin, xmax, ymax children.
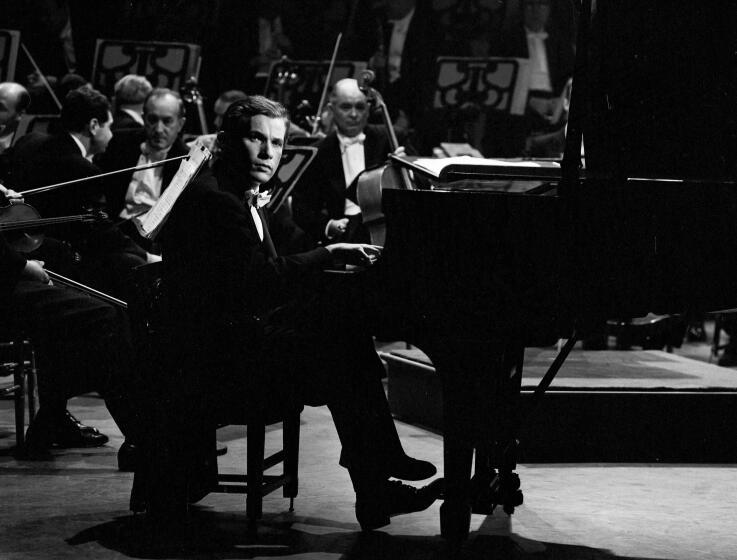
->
<box><xmin>582</xmin><ymin>0</ymin><xmax>737</xmax><ymax>182</ymax></box>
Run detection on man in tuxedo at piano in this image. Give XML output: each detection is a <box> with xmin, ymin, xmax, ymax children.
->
<box><xmin>140</xmin><ymin>95</ymin><xmax>441</xmax><ymax>530</ymax></box>
<box><xmin>292</xmin><ymin>78</ymin><xmax>407</xmax><ymax>246</ymax></box>
<box><xmin>0</xmin><ymin>186</ymin><xmax>143</xmax><ymax>463</ymax></box>
<box><xmin>8</xmin><ymin>86</ymin><xmax>152</xmax><ymax>299</ymax></box>
<box><xmin>97</xmin><ymin>88</ymin><xmax>188</xmax><ymax>254</ymax></box>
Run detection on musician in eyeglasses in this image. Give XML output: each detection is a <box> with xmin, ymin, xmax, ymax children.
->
<box><xmin>135</xmin><ymin>95</ymin><xmax>442</xmax><ymax>533</ymax></box>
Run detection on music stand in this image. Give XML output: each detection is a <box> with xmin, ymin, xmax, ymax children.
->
<box><xmin>266</xmin><ymin>145</ymin><xmax>318</xmax><ymax>213</ymax></box>
<box><xmin>433</xmin><ymin>56</ymin><xmax>531</xmax><ymax>116</ymax></box>
<box><xmin>0</xmin><ymin>29</ymin><xmax>20</xmax><ymax>82</ymax></box>
<box><xmin>263</xmin><ymin>59</ymin><xmax>367</xmax><ymax>116</ymax></box>
<box><xmin>91</xmin><ymin>39</ymin><xmax>202</xmax><ymax>97</ymax></box>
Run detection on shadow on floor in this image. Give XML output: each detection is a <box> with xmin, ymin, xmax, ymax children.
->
<box><xmin>66</xmin><ymin>510</ymin><xmax>669</xmax><ymax>560</ymax></box>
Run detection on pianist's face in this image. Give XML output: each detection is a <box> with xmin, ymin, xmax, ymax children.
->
<box><xmin>241</xmin><ymin>114</ymin><xmax>286</xmax><ymax>187</ymax></box>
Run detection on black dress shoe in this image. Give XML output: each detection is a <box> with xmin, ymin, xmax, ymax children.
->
<box><xmin>118</xmin><ymin>440</ymin><xmax>137</xmax><ymax>472</ymax></box>
<box><xmin>388</xmin><ymin>455</ymin><xmax>437</xmax><ymax>481</ymax></box>
<box><xmin>52</xmin><ymin>411</ymin><xmax>109</xmax><ymax>447</ymax></box>
<box><xmin>27</xmin><ymin>410</ymin><xmax>109</xmax><ymax>449</ymax></box>
<box><xmin>356</xmin><ymin>478</ymin><xmax>444</xmax><ymax>531</ymax></box>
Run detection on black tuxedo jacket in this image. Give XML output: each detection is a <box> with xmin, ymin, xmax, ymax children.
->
<box><xmin>291</xmin><ymin>124</ymin><xmax>392</xmax><ymax>244</ymax></box>
<box><xmin>111</xmin><ymin>109</ymin><xmax>143</xmax><ymax>132</ymax></box>
<box><xmin>162</xmin><ymin>168</ymin><xmax>333</xmax><ymax>370</ymax></box>
<box><xmin>0</xmin><ymin>234</ymin><xmax>26</xmax><ymax>297</ymax></box>
<box><xmin>96</xmin><ymin>129</ymin><xmax>189</xmax><ymax>220</ymax></box>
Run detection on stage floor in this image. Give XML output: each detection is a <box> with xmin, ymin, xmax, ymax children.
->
<box><xmin>1</xmin><ymin>339</ymin><xmax>737</xmax><ymax>559</ymax></box>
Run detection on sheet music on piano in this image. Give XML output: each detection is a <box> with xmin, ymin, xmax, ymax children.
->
<box><xmin>134</xmin><ymin>140</ymin><xmax>211</xmax><ymax>240</ymax></box>
<box><xmin>391</xmin><ymin>154</ymin><xmax>563</xmax><ymax>194</ymax></box>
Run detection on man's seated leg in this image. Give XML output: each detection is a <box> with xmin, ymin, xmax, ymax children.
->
<box><xmin>10</xmin><ymin>280</ymin><xmax>134</xmax><ymax>455</ymax></box>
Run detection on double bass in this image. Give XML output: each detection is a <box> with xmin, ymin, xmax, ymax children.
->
<box><xmin>355</xmin><ymin>69</ymin><xmax>413</xmax><ymax>246</ymax></box>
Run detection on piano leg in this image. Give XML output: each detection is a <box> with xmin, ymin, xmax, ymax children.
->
<box><xmin>429</xmin><ymin>337</ymin><xmax>525</xmax><ymax>547</ymax></box>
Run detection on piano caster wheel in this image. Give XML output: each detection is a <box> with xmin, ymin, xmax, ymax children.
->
<box><xmin>471</xmin><ymin>471</ymin><xmax>523</xmax><ymax>515</ymax></box>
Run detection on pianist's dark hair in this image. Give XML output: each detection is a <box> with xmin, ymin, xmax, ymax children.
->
<box><xmin>216</xmin><ymin>95</ymin><xmax>290</xmax><ymax>155</ymax></box>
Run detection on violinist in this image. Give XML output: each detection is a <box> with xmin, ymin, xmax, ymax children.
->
<box><xmin>138</xmin><ymin>96</ymin><xmax>441</xmax><ymax>530</ymax></box>
<box><xmin>0</xmin><ymin>185</ymin><xmax>142</xmax><ymax>462</ymax></box>
<box><xmin>292</xmin><ymin>78</ymin><xmax>409</xmax><ymax>246</ymax></box>
<box><xmin>8</xmin><ymin>86</ymin><xmax>152</xmax><ymax>299</ymax></box>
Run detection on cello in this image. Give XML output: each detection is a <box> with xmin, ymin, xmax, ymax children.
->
<box><xmin>355</xmin><ymin>70</ymin><xmax>414</xmax><ymax>246</ymax></box>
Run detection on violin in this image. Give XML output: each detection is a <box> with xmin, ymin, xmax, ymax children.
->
<box><xmin>355</xmin><ymin>70</ymin><xmax>414</xmax><ymax>246</ymax></box>
<box><xmin>0</xmin><ymin>202</ymin><xmax>101</xmax><ymax>253</ymax></box>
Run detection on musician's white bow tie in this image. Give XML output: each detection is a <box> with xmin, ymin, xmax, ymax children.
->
<box><xmin>527</xmin><ymin>31</ymin><xmax>549</xmax><ymax>41</ymax></box>
<box><xmin>339</xmin><ymin>133</ymin><xmax>366</xmax><ymax>151</ymax></box>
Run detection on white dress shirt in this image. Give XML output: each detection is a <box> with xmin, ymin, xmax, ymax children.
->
<box><xmin>526</xmin><ymin>28</ymin><xmax>553</xmax><ymax>92</ymax></box>
<box><xmin>119</xmin><ymin>143</ymin><xmax>169</xmax><ymax>219</ymax></box>
<box><xmin>337</xmin><ymin>132</ymin><xmax>366</xmax><ymax>217</ymax></box>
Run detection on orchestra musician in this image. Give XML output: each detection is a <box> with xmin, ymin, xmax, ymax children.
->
<box><xmin>8</xmin><ymin>87</ymin><xmax>154</xmax><ymax>299</ymax></box>
<box><xmin>0</xmin><ymin>82</ymin><xmax>31</xmax><ymax>157</ymax></box>
<box><xmin>135</xmin><ymin>95</ymin><xmax>442</xmax><ymax>531</ymax></box>
<box><xmin>0</xmin><ymin>184</ymin><xmax>142</xmax><ymax>461</ymax></box>
<box><xmin>111</xmin><ymin>74</ymin><xmax>153</xmax><ymax>132</ymax></box>
<box><xmin>291</xmin><ymin>78</ymin><xmax>408</xmax><ymax>246</ymax></box>
<box><xmin>97</xmin><ymin>87</ymin><xmax>188</xmax><ymax>253</ymax></box>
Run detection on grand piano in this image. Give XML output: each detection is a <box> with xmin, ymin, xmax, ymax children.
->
<box><xmin>370</xmin><ymin>0</ymin><xmax>737</xmax><ymax>548</ymax></box>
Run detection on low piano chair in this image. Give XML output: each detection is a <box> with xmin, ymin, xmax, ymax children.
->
<box><xmin>128</xmin><ymin>262</ymin><xmax>301</xmax><ymax>530</ymax></box>
<box><xmin>0</xmin><ymin>328</ymin><xmax>37</xmax><ymax>455</ymax></box>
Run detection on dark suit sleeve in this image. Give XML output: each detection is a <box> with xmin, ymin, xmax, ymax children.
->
<box><xmin>0</xmin><ymin>234</ymin><xmax>27</xmax><ymax>295</ymax></box>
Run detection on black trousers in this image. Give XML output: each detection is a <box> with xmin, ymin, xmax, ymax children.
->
<box><xmin>135</xmin><ymin>274</ymin><xmax>408</xmax><ymax>513</ymax></box>
<box><xmin>4</xmin><ymin>279</ymin><xmax>141</xmax><ymax>437</ymax></box>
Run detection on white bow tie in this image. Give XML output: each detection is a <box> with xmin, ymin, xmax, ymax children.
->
<box><xmin>527</xmin><ymin>31</ymin><xmax>549</xmax><ymax>41</ymax></box>
<box><xmin>338</xmin><ymin>133</ymin><xmax>366</xmax><ymax>152</ymax></box>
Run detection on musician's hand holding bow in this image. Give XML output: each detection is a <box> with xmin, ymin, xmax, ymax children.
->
<box><xmin>326</xmin><ymin>242</ymin><xmax>382</xmax><ymax>267</ymax></box>
<box><xmin>0</xmin><ymin>184</ymin><xmax>23</xmax><ymax>204</ymax></box>
<box><xmin>22</xmin><ymin>259</ymin><xmax>50</xmax><ymax>284</ymax></box>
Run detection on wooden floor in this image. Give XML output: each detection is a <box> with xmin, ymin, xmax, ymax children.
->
<box><xmin>1</xmin><ymin>335</ymin><xmax>737</xmax><ymax>559</ymax></box>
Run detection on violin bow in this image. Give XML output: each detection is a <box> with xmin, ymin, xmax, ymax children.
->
<box><xmin>18</xmin><ymin>155</ymin><xmax>189</xmax><ymax>197</ymax></box>
<box><xmin>311</xmin><ymin>32</ymin><xmax>343</xmax><ymax>136</ymax></box>
<box><xmin>44</xmin><ymin>269</ymin><xmax>128</xmax><ymax>309</ymax></box>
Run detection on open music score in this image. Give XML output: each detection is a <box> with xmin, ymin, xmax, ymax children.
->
<box><xmin>391</xmin><ymin>154</ymin><xmax>561</xmax><ymax>183</ymax></box>
<box><xmin>134</xmin><ymin>140</ymin><xmax>211</xmax><ymax>240</ymax></box>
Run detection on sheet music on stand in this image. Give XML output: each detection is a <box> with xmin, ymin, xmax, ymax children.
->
<box><xmin>134</xmin><ymin>141</ymin><xmax>211</xmax><ymax>240</ymax></box>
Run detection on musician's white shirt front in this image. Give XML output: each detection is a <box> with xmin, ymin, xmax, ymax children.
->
<box><xmin>337</xmin><ymin>132</ymin><xmax>364</xmax><ymax>217</ymax></box>
<box><xmin>525</xmin><ymin>28</ymin><xmax>553</xmax><ymax>92</ymax></box>
<box><xmin>120</xmin><ymin>143</ymin><xmax>170</xmax><ymax>219</ymax></box>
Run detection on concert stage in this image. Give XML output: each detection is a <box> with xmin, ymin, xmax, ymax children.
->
<box><xmin>383</xmin><ymin>345</ymin><xmax>737</xmax><ymax>463</ymax></box>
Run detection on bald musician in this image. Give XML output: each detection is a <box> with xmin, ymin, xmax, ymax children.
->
<box><xmin>136</xmin><ymin>96</ymin><xmax>441</xmax><ymax>531</ymax></box>
<box><xmin>292</xmin><ymin>78</ymin><xmax>405</xmax><ymax>246</ymax></box>
<box><xmin>0</xmin><ymin>82</ymin><xmax>31</xmax><ymax>155</ymax></box>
